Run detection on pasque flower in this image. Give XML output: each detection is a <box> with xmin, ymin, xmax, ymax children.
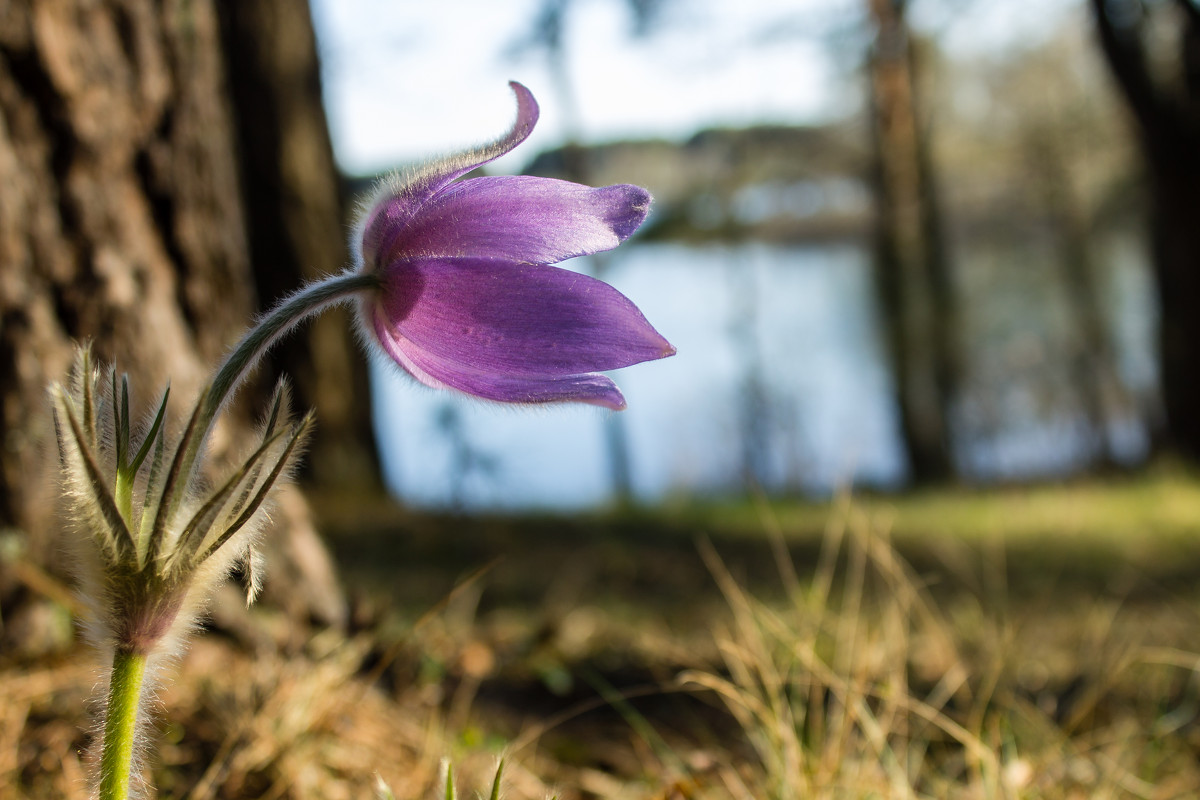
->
<box><xmin>353</xmin><ymin>81</ymin><xmax>675</xmax><ymax>410</ymax></box>
<box><xmin>53</xmin><ymin>81</ymin><xmax>676</xmax><ymax>800</ymax></box>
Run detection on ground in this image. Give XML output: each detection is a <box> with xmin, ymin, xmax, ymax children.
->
<box><xmin>6</xmin><ymin>466</ymin><xmax>1200</xmax><ymax>798</ymax></box>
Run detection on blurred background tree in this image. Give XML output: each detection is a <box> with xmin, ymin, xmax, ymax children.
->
<box><xmin>865</xmin><ymin>0</ymin><xmax>958</xmax><ymax>483</ymax></box>
<box><xmin>1091</xmin><ymin>0</ymin><xmax>1200</xmax><ymax>461</ymax></box>
<box><xmin>0</xmin><ymin>0</ymin><xmax>374</xmax><ymax>625</ymax></box>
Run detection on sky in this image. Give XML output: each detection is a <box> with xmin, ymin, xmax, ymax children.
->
<box><xmin>311</xmin><ymin>0</ymin><xmax>857</xmax><ymax>175</ymax></box>
<box><xmin>310</xmin><ymin>0</ymin><xmax>1083</xmax><ymax>178</ymax></box>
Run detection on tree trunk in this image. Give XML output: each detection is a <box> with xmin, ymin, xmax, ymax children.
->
<box><xmin>0</xmin><ymin>0</ymin><xmax>252</xmax><ymax>549</ymax></box>
<box><xmin>0</xmin><ymin>0</ymin><xmax>353</xmax><ymax>627</ymax></box>
<box><xmin>866</xmin><ymin>0</ymin><xmax>957</xmax><ymax>483</ymax></box>
<box><xmin>217</xmin><ymin>1</ymin><xmax>381</xmax><ymax>492</ymax></box>
<box><xmin>1025</xmin><ymin>130</ymin><xmax>1129</xmax><ymax>467</ymax></box>
<box><xmin>1091</xmin><ymin>0</ymin><xmax>1200</xmax><ymax>460</ymax></box>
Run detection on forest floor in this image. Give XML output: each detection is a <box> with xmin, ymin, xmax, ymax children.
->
<box><xmin>8</xmin><ymin>465</ymin><xmax>1200</xmax><ymax>798</ymax></box>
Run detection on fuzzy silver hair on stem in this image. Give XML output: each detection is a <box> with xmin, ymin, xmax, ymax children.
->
<box><xmin>52</xmin><ymin>345</ymin><xmax>312</xmax><ymax>799</ymax></box>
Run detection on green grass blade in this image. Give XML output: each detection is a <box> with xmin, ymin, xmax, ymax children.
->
<box><xmin>489</xmin><ymin>759</ymin><xmax>504</xmax><ymax>800</ymax></box>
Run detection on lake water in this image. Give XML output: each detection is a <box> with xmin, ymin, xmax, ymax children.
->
<box><xmin>370</xmin><ymin>241</ymin><xmax>1158</xmax><ymax>510</ymax></box>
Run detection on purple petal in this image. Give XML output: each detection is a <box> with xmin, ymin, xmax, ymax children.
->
<box><xmin>373</xmin><ymin>328</ymin><xmax>630</xmax><ymax>409</ymax></box>
<box><xmin>393</xmin><ymin>177</ymin><xmax>650</xmax><ymax>265</ymax></box>
<box><xmin>359</xmin><ymin>82</ymin><xmax>539</xmax><ymax>270</ymax></box>
<box><xmin>369</xmin><ymin>258</ymin><xmax>675</xmax><ymax>408</ymax></box>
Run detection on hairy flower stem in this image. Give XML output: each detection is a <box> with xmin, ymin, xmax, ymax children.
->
<box><xmin>98</xmin><ymin>650</ymin><xmax>148</xmax><ymax>800</ymax></box>
<box><xmin>167</xmin><ymin>271</ymin><xmax>381</xmax><ymax>522</ymax></box>
<box><xmin>206</xmin><ymin>272</ymin><xmax>381</xmax><ymax>420</ymax></box>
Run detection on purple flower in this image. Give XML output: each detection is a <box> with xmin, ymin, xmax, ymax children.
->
<box><xmin>354</xmin><ymin>82</ymin><xmax>675</xmax><ymax>411</ymax></box>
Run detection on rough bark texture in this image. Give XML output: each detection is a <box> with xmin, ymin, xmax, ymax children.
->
<box><xmin>0</xmin><ymin>0</ymin><xmax>351</xmax><ymax>627</ymax></box>
<box><xmin>866</xmin><ymin>0</ymin><xmax>957</xmax><ymax>483</ymax></box>
<box><xmin>0</xmin><ymin>0</ymin><xmax>250</xmax><ymax>547</ymax></box>
<box><xmin>1091</xmin><ymin>0</ymin><xmax>1200</xmax><ymax>460</ymax></box>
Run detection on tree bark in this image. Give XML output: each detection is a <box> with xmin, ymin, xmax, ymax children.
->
<box><xmin>1091</xmin><ymin>0</ymin><xmax>1200</xmax><ymax>460</ymax></box>
<box><xmin>866</xmin><ymin>0</ymin><xmax>957</xmax><ymax>483</ymax></box>
<box><xmin>0</xmin><ymin>0</ymin><xmax>252</xmax><ymax>552</ymax></box>
<box><xmin>0</xmin><ymin>0</ymin><xmax>355</xmax><ymax>627</ymax></box>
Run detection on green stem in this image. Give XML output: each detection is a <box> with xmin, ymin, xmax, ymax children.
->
<box><xmin>99</xmin><ymin>649</ymin><xmax>148</xmax><ymax>800</ymax></box>
<box><xmin>206</xmin><ymin>271</ymin><xmax>381</xmax><ymax>424</ymax></box>
<box><xmin>166</xmin><ymin>271</ymin><xmax>380</xmax><ymax>525</ymax></box>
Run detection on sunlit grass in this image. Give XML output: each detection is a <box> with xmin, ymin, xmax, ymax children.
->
<box><xmin>660</xmin><ymin>461</ymin><xmax>1200</xmax><ymax>566</ymax></box>
<box><xmin>6</xmin><ymin>466</ymin><xmax>1200</xmax><ymax>798</ymax></box>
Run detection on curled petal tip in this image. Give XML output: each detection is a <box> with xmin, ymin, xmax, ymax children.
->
<box><xmin>611</xmin><ymin>185</ymin><xmax>652</xmax><ymax>242</ymax></box>
<box><xmin>356</xmin><ymin>81</ymin><xmax>543</xmax><ymax>271</ymax></box>
<box><xmin>582</xmin><ymin>383</ymin><xmax>627</xmax><ymax>411</ymax></box>
<box><xmin>505</xmin><ymin>81</ymin><xmax>539</xmax><ymax>146</ymax></box>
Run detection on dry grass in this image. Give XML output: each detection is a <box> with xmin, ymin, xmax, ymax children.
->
<box><xmin>674</xmin><ymin>496</ymin><xmax>1200</xmax><ymax>799</ymax></box>
<box><xmin>0</xmin><ymin>619</ymin><xmax>553</xmax><ymax>799</ymax></box>
<box><xmin>5</xmin><ymin>482</ymin><xmax>1200</xmax><ymax>798</ymax></box>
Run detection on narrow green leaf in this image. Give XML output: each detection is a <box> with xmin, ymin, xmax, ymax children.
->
<box><xmin>136</xmin><ymin>418</ymin><xmax>169</xmax><ymax>568</ymax></box>
<box><xmin>128</xmin><ymin>386</ymin><xmax>170</xmax><ymax>477</ymax></box>
<box><xmin>80</xmin><ymin>348</ymin><xmax>97</xmax><ymax>448</ymax></box>
<box><xmin>222</xmin><ymin>461</ymin><xmax>266</xmax><ymax>545</ymax></box>
<box><xmin>212</xmin><ymin>385</ymin><xmax>290</xmax><ymax>537</ymax></box>
<box><xmin>373</xmin><ymin>775</ymin><xmax>396</xmax><ymax>800</ymax></box>
<box><xmin>192</xmin><ymin>413</ymin><xmax>313</xmax><ymax>567</ymax></box>
<box><xmin>147</xmin><ymin>389</ymin><xmax>208</xmax><ymax>566</ymax></box>
<box><xmin>488</xmin><ymin>759</ymin><xmax>505</xmax><ymax>800</ymax></box>
<box><xmin>262</xmin><ymin>380</ymin><xmax>288</xmax><ymax>439</ymax></box>
<box><xmin>114</xmin><ymin>472</ymin><xmax>133</xmax><ymax>528</ymax></box>
<box><xmin>112</xmin><ymin>370</ymin><xmax>136</xmax><ymax>524</ymax></box>
<box><xmin>170</xmin><ymin>422</ymin><xmax>294</xmax><ymax>569</ymax></box>
<box><xmin>242</xmin><ymin>546</ymin><xmax>264</xmax><ymax>607</ymax></box>
<box><xmin>51</xmin><ymin>397</ymin><xmax>116</xmax><ymax>561</ymax></box>
<box><xmin>444</xmin><ymin>762</ymin><xmax>456</xmax><ymax>800</ymax></box>
<box><xmin>55</xmin><ymin>389</ymin><xmax>135</xmax><ymax>561</ymax></box>
<box><xmin>119</xmin><ymin>373</ymin><xmax>131</xmax><ymax>468</ymax></box>
<box><xmin>111</xmin><ymin>368</ymin><xmax>124</xmax><ymax>472</ymax></box>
